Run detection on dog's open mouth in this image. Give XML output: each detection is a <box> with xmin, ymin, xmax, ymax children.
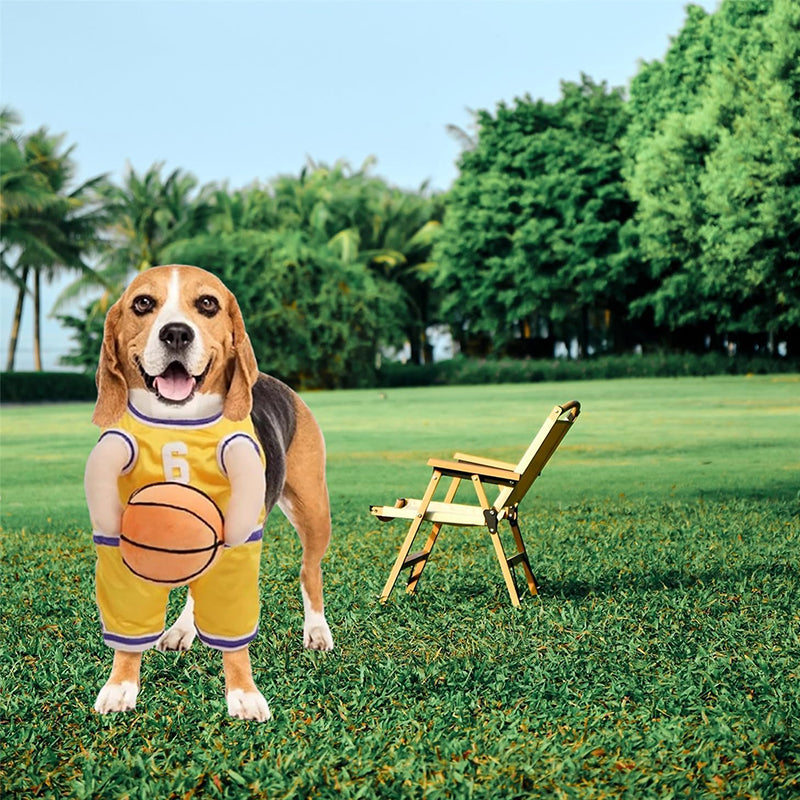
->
<box><xmin>138</xmin><ymin>359</ymin><xmax>211</xmax><ymax>404</ymax></box>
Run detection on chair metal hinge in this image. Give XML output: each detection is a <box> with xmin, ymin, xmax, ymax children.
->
<box><xmin>483</xmin><ymin>508</ymin><xmax>498</xmax><ymax>534</ymax></box>
<box><xmin>403</xmin><ymin>550</ymin><xmax>429</xmax><ymax>569</ymax></box>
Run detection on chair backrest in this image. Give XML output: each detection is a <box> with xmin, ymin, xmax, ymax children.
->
<box><xmin>494</xmin><ymin>401</ymin><xmax>580</xmax><ymax>510</ymax></box>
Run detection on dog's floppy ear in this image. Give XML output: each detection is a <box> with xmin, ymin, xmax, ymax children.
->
<box><xmin>92</xmin><ymin>299</ymin><xmax>127</xmax><ymax>427</ymax></box>
<box><xmin>223</xmin><ymin>291</ymin><xmax>259</xmax><ymax>421</ymax></box>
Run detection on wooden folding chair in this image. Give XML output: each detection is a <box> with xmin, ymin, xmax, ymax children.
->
<box><xmin>371</xmin><ymin>400</ymin><xmax>580</xmax><ymax>608</ymax></box>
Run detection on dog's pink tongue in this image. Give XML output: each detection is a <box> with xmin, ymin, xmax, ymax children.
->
<box><xmin>154</xmin><ymin>368</ymin><xmax>196</xmax><ymax>401</ymax></box>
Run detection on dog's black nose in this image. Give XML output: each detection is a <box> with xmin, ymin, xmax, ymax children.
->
<box><xmin>159</xmin><ymin>322</ymin><xmax>194</xmax><ymax>352</ymax></box>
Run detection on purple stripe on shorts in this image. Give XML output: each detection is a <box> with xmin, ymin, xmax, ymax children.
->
<box><xmin>103</xmin><ymin>630</ymin><xmax>163</xmax><ymax>647</ymax></box>
<box><xmin>93</xmin><ymin>533</ymin><xmax>120</xmax><ymax>547</ymax></box>
<box><xmin>195</xmin><ymin>625</ymin><xmax>259</xmax><ymax>651</ymax></box>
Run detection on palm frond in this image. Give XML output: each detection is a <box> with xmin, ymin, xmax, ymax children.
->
<box><xmin>0</xmin><ymin>256</ymin><xmax>32</xmax><ymax>292</ymax></box>
<box><xmin>328</xmin><ymin>227</ymin><xmax>361</xmax><ymax>263</ymax></box>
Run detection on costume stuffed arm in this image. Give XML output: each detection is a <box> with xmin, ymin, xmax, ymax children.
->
<box><xmin>85</xmin><ymin>434</ymin><xmax>130</xmax><ymax>535</ymax></box>
<box><xmin>223</xmin><ymin>438</ymin><xmax>267</xmax><ymax>547</ymax></box>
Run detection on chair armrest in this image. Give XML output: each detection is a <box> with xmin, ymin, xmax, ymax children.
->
<box><xmin>427</xmin><ymin>458</ymin><xmax>520</xmax><ymax>486</ymax></box>
<box><xmin>452</xmin><ymin>452</ymin><xmax>517</xmax><ymax>471</ymax></box>
<box><xmin>558</xmin><ymin>400</ymin><xmax>581</xmax><ymax>420</ymax></box>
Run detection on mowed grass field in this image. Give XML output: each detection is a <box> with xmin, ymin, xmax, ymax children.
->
<box><xmin>1</xmin><ymin>375</ymin><xmax>799</xmax><ymax>799</ymax></box>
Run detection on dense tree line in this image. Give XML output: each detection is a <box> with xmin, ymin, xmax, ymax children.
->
<box><xmin>438</xmin><ymin>0</ymin><xmax>799</xmax><ymax>358</ymax></box>
<box><xmin>2</xmin><ymin>0</ymin><xmax>797</xmax><ymax>387</ymax></box>
<box><xmin>4</xmin><ymin>156</ymin><xmax>443</xmax><ymax>387</ymax></box>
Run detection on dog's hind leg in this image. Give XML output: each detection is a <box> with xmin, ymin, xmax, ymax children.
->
<box><xmin>279</xmin><ymin>397</ymin><xmax>334</xmax><ymax>651</ymax></box>
<box><xmin>157</xmin><ymin>590</ymin><xmax>196</xmax><ymax>651</ymax></box>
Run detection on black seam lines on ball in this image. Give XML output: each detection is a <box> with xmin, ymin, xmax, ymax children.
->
<box><xmin>122</xmin><ymin>501</ymin><xmax>222</xmax><ymax>547</ymax></box>
<box><xmin>128</xmin><ymin>481</ymin><xmax>224</xmax><ymax>527</ymax></box>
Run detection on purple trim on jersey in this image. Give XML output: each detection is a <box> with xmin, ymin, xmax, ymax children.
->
<box><xmin>195</xmin><ymin>624</ymin><xmax>259</xmax><ymax>651</ymax></box>
<box><xmin>98</xmin><ymin>429</ymin><xmax>137</xmax><ymax>473</ymax></box>
<box><xmin>218</xmin><ymin>432</ymin><xmax>262</xmax><ymax>475</ymax></box>
<box><xmin>93</xmin><ymin>533</ymin><xmax>120</xmax><ymax>547</ymax></box>
<box><xmin>224</xmin><ymin>528</ymin><xmax>263</xmax><ymax>548</ymax></box>
<box><xmin>127</xmin><ymin>402</ymin><xmax>222</xmax><ymax>428</ymax></box>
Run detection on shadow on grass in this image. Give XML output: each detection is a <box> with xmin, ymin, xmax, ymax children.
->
<box><xmin>543</xmin><ymin>559</ymin><xmax>800</xmax><ymax>601</ymax></box>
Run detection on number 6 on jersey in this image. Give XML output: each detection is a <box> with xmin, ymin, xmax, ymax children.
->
<box><xmin>163</xmin><ymin>441</ymin><xmax>190</xmax><ymax>483</ymax></box>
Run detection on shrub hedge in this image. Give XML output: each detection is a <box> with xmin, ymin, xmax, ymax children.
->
<box><xmin>0</xmin><ymin>371</ymin><xmax>97</xmax><ymax>403</ymax></box>
<box><xmin>2</xmin><ymin>354</ymin><xmax>797</xmax><ymax>402</ymax></box>
<box><xmin>376</xmin><ymin>353</ymin><xmax>800</xmax><ymax>387</ymax></box>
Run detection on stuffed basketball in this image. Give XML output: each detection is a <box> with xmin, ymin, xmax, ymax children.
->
<box><xmin>120</xmin><ymin>482</ymin><xmax>224</xmax><ymax>587</ymax></box>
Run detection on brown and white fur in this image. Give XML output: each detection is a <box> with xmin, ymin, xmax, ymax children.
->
<box><xmin>85</xmin><ymin>265</ymin><xmax>333</xmax><ymax>722</ymax></box>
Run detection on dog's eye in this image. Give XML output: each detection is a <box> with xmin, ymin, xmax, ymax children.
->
<box><xmin>196</xmin><ymin>295</ymin><xmax>220</xmax><ymax>317</ymax></box>
<box><xmin>132</xmin><ymin>295</ymin><xmax>156</xmax><ymax>315</ymax></box>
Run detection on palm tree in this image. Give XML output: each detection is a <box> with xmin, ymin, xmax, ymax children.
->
<box><xmin>207</xmin><ymin>183</ymin><xmax>278</xmax><ymax>234</ymax></box>
<box><xmin>1</xmin><ymin>111</ymin><xmax>45</xmax><ymax>369</ymax></box>
<box><xmin>102</xmin><ymin>163</ymin><xmax>215</xmax><ymax>276</ymax></box>
<box><xmin>55</xmin><ymin>163</ymin><xmax>217</xmax><ymax>315</ymax></box>
<box><xmin>266</xmin><ymin>160</ymin><xmax>446</xmax><ymax>363</ymax></box>
<box><xmin>358</xmin><ymin>186</ymin><xmax>445</xmax><ymax>364</ymax></box>
<box><xmin>1</xmin><ymin>113</ymin><xmax>106</xmax><ymax>370</ymax></box>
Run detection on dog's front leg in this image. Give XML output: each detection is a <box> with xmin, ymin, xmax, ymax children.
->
<box><xmin>159</xmin><ymin>430</ymin><xmax>262</xmax><ymax>653</ymax></box>
<box><xmin>86</xmin><ymin>435</ymin><xmax>143</xmax><ymax>713</ymax></box>
<box><xmin>218</xmin><ymin>440</ymin><xmax>270</xmax><ymax>720</ymax></box>
<box><xmin>222</xmin><ymin>440</ymin><xmax>266</xmax><ymax>546</ymax></box>
<box><xmin>94</xmin><ymin>651</ymin><xmax>141</xmax><ymax>713</ymax></box>
<box><xmin>84</xmin><ymin>434</ymin><xmax>128</xmax><ymax>537</ymax></box>
<box><xmin>223</xmin><ymin>647</ymin><xmax>271</xmax><ymax>721</ymax></box>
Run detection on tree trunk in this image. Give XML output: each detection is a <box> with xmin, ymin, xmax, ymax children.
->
<box><xmin>33</xmin><ymin>269</ymin><xmax>42</xmax><ymax>371</ymax></box>
<box><xmin>579</xmin><ymin>306</ymin><xmax>590</xmax><ymax>358</ymax></box>
<box><xmin>5</xmin><ymin>266</ymin><xmax>29</xmax><ymax>372</ymax></box>
<box><xmin>408</xmin><ymin>325</ymin><xmax>422</xmax><ymax>365</ymax></box>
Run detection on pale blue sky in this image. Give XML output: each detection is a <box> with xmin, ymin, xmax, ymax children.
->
<box><xmin>1</xmin><ymin>0</ymin><xmax>716</xmax><ymax>369</ymax></box>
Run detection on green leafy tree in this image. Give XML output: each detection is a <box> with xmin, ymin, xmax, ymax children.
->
<box><xmin>435</xmin><ymin>76</ymin><xmax>635</xmax><ymax>357</ymax></box>
<box><xmin>161</xmin><ymin>230</ymin><xmax>404</xmax><ymax>388</ymax></box>
<box><xmin>212</xmin><ymin>160</ymin><xmax>445</xmax><ymax>364</ymax></box>
<box><xmin>625</xmin><ymin>0</ymin><xmax>800</xmax><ymax>354</ymax></box>
<box><xmin>57</xmin><ymin>301</ymin><xmax>106</xmax><ymax>372</ymax></box>
<box><xmin>698</xmin><ymin>0</ymin><xmax>800</xmax><ymax>352</ymax></box>
<box><xmin>330</xmin><ymin>179</ymin><xmax>445</xmax><ymax>364</ymax></box>
<box><xmin>60</xmin><ymin>159</ymin><xmax>442</xmax><ymax>377</ymax></box>
<box><xmin>207</xmin><ymin>184</ymin><xmax>279</xmax><ymax>234</ymax></box>
<box><xmin>96</xmin><ymin>164</ymin><xmax>214</xmax><ymax>288</ymax></box>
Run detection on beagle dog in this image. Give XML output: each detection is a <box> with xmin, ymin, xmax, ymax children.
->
<box><xmin>85</xmin><ymin>264</ymin><xmax>333</xmax><ymax>722</ymax></box>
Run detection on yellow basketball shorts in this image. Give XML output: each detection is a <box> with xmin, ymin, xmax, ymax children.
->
<box><xmin>94</xmin><ymin>530</ymin><xmax>262</xmax><ymax>652</ymax></box>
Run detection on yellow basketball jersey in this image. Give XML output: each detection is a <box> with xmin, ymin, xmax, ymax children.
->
<box><xmin>101</xmin><ymin>403</ymin><xmax>266</xmax><ymax>523</ymax></box>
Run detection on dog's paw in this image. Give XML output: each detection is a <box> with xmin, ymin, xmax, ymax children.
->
<box><xmin>94</xmin><ymin>681</ymin><xmax>138</xmax><ymax>714</ymax></box>
<box><xmin>157</xmin><ymin>623</ymin><xmax>196</xmax><ymax>652</ymax></box>
<box><xmin>303</xmin><ymin>617</ymin><xmax>334</xmax><ymax>651</ymax></box>
<box><xmin>226</xmin><ymin>689</ymin><xmax>271</xmax><ymax>722</ymax></box>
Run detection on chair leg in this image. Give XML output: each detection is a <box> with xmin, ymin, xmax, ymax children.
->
<box><xmin>379</xmin><ymin>515</ymin><xmax>425</xmax><ymax>603</ymax></box>
<box><xmin>470</xmin><ymin>476</ymin><xmax>522</xmax><ymax>608</ymax></box>
<box><xmin>488</xmin><ymin>528</ymin><xmax>522</xmax><ymax>608</ymax></box>
<box><xmin>406</xmin><ymin>477</ymin><xmax>461</xmax><ymax>594</ymax></box>
<box><xmin>508</xmin><ymin>514</ymin><xmax>538</xmax><ymax>596</ymax></box>
<box><xmin>405</xmin><ymin>522</ymin><xmax>442</xmax><ymax>595</ymax></box>
<box><xmin>379</xmin><ymin>470</ymin><xmax>442</xmax><ymax>603</ymax></box>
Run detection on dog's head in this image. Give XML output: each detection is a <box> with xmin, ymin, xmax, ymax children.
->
<box><xmin>93</xmin><ymin>265</ymin><xmax>258</xmax><ymax>426</ymax></box>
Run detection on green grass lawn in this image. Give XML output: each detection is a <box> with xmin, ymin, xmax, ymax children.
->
<box><xmin>1</xmin><ymin>375</ymin><xmax>799</xmax><ymax>798</ymax></box>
